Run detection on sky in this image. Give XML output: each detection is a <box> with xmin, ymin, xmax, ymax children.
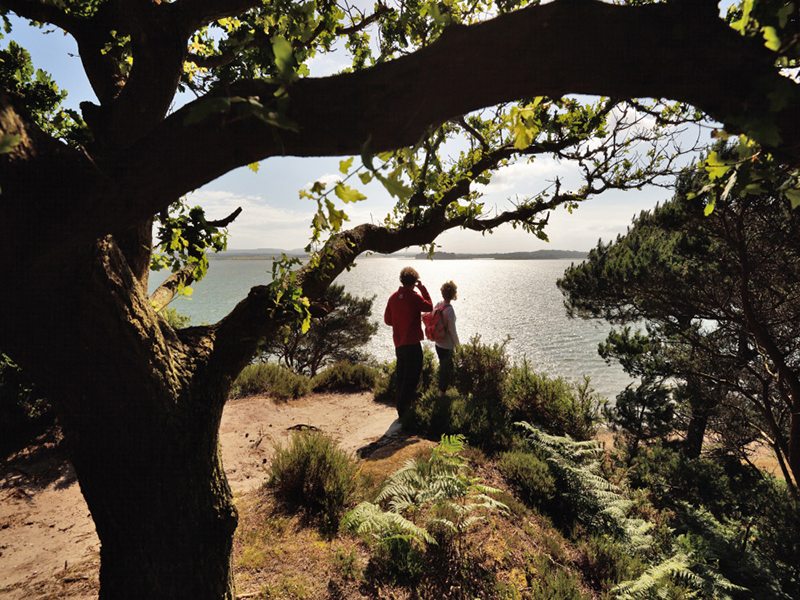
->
<box><xmin>4</xmin><ymin>7</ymin><xmax>723</xmax><ymax>254</ymax></box>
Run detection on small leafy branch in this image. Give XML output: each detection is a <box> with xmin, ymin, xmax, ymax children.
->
<box><xmin>150</xmin><ymin>198</ymin><xmax>236</xmax><ymax>295</ymax></box>
<box><xmin>300</xmin><ymin>146</ymin><xmax>413</xmax><ymax>246</ymax></box>
<box><xmin>267</xmin><ymin>255</ymin><xmax>311</xmax><ymax>335</ymax></box>
<box><xmin>690</xmin><ymin>134</ymin><xmax>800</xmax><ymax>216</ymax></box>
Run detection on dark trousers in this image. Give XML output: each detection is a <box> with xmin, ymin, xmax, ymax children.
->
<box><xmin>395</xmin><ymin>343</ymin><xmax>423</xmax><ymax>417</ymax></box>
<box><xmin>435</xmin><ymin>345</ymin><xmax>454</xmax><ymax>392</ymax></box>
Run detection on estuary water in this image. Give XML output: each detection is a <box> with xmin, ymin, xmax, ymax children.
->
<box><xmin>150</xmin><ymin>257</ymin><xmax>633</xmax><ymax>401</ymax></box>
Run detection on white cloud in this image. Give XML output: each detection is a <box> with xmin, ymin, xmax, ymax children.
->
<box><xmin>302</xmin><ymin>172</ymin><xmax>344</xmax><ymax>191</ymax></box>
<box><xmin>477</xmin><ymin>157</ymin><xmax>570</xmax><ymax>197</ymax></box>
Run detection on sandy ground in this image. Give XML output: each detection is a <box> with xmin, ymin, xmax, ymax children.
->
<box><xmin>0</xmin><ymin>392</ymin><xmax>401</xmax><ymax>598</ymax></box>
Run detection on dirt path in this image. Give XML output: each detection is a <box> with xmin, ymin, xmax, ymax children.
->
<box><xmin>0</xmin><ymin>392</ymin><xmax>400</xmax><ymax>599</ymax></box>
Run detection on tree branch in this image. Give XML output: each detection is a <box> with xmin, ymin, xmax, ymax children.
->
<box><xmin>2</xmin><ymin>0</ymin><xmax>81</xmax><ymax>32</ymax></box>
<box><xmin>7</xmin><ymin>0</ymin><xmax>800</xmax><ymax>268</ymax></box>
<box><xmin>149</xmin><ymin>264</ymin><xmax>198</xmax><ymax>313</ymax></box>
<box><xmin>117</xmin><ymin>0</ymin><xmax>796</xmax><ymax>218</ymax></box>
<box><xmin>176</xmin><ymin>0</ymin><xmax>262</xmax><ymax>31</ymax></box>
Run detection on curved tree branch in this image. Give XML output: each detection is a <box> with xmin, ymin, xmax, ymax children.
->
<box><xmin>6</xmin><ymin>0</ymin><xmax>800</xmax><ymax>271</ymax></box>
<box><xmin>149</xmin><ymin>264</ymin><xmax>197</xmax><ymax>313</ymax></box>
<box><xmin>2</xmin><ymin>0</ymin><xmax>82</xmax><ymax>32</ymax></box>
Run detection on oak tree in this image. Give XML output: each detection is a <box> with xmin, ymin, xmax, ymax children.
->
<box><xmin>1</xmin><ymin>0</ymin><xmax>800</xmax><ymax>597</ymax></box>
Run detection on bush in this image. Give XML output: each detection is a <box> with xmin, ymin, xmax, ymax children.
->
<box><xmin>577</xmin><ymin>534</ymin><xmax>645</xmax><ymax>591</ymax></box>
<box><xmin>505</xmin><ymin>362</ymin><xmax>605</xmax><ymax>440</ymax></box>
<box><xmin>0</xmin><ymin>353</ymin><xmax>54</xmax><ymax>456</ymax></box>
<box><xmin>311</xmin><ymin>361</ymin><xmax>380</xmax><ymax>393</ymax></box>
<box><xmin>498</xmin><ymin>450</ymin><xmax>556</xmax><ymax>509</ymax></box>
<box><xmin>267</xmin><ymin>431</ymin><xmax>360</xmax><ymax>533</ymax></box>
<box><xmin>160</xmin><ymin>306</ymin><xmax>191</xmax><ymax>329</ymax></box>
<box><xmin>453</xmin><ymin>335</ymin><xmax>509</xmax><ymax>403</ymax></box>
<box><xmin>230</xmin><ymin>363</ymin><xmax>312</xmax><ymax>401</ymax></box>
<box><xmin>259</xmin><ymin>283</ymin><xmax>378</xmax><ymax>377</ymax></box>
<box><xmin>403</xmin><ymin>387</ymin><xmax>459</xmax><ymax>438</ymax></box>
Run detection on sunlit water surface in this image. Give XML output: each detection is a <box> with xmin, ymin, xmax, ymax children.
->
<box><xmin>150</xmin><ymin>258</ymin><xmax>632</xmax><ymax>401</ymax></box>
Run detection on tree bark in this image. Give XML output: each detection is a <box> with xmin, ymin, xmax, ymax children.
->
<box><xmin>1</xmin><ymin>237</ymin><xmax>240</xmax><ymax>599</ymax></box>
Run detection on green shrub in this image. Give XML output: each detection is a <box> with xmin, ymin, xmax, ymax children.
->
<box><xmin>578</xmin><ymin>534</ymin><xmax>645</xmax><ymax>591</ymax></box>
<box><xmin>403</xmin><ymin>387</ymin><xmax>459</xmax><ymax>438</ymax></box>
<box><xmin>372</xmin><ymin>359</ymin><xmax>396</xmax><ymax>404</ymax></box>
<box><xmin>749</xmin><ymin>479</ymin><xmax>800</xmax><ymax>596</ymax></box>
<box><xmin>230</xmin><ymin>362</ymin><xmax>312</xmax><ymax>401</ymax></box>
<box><xmin>311</xmin><ymin>361</ymin><xmax>379</xmax><ymax>392</ymax></box>
<box><xmin>267</xmin><ymin>431</ymin><xmax>359</xmax><ymax>533</ymax></box>
<box><xmin>498</xmin><ymin>450</ymin><xmax>556</xmax><ymax>509</ymax></box>
<box><xmin>506</xmin><ymin>361</ymin><xmax>604</xmax><ymax>440</ymax></box>
<box><xmin>453</xmin><ymin>335</ymin><xmax>509</xmax><ymax>403</ymax></box>
<box><xmin>439</xmin><ymin>336</ymin><xmax>512</xmax><ymax>448</ymax></box>
<box><xmin>0</xmin><ymin>353</ymin><xmax>54</xmax><ymax>456</ymax></box>
<box><xmin>160</xmin><ymin>306</ymin><xmax>191</xmax><ymax>329</ymax></box>
<box><xmin>522</xmin><ymin>552</ymin><xmax>590</xmax><ymax>600</ymax></box>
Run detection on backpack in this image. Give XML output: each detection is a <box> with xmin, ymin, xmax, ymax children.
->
<box><xmin>422</xmin><ymin>306</ymin><xmax>448</xmax><ymax>342</ymax></box>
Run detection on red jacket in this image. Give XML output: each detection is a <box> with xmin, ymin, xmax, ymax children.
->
<box><xmin>384</xmin><ymin>284</ymin><xmax>433</xmax><ymax>347</ymax></box>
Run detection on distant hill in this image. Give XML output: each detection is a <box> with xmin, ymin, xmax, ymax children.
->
<box><xmin>211</xmin><ymin>248</ymin><xmax>309</xmax><ymax>260</ymax></box>
<box><xmin>213</xmin><ymin>248</ymin><xmax>421</xmax><ymax>260</ymax></box>
<box><xmin>414</xmin><ymin>250</ymin><xmax>587</xmax><ymax>260</ymax></box>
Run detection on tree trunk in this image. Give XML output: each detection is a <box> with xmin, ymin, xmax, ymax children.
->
<box><xmin>683</xmin><ymin>376</ymin><xmax>712</xmax><ymax>460</ymax></box>
<box><xmin>684</xmin><ymin>407</ymin><xmax>709</xmax><ymax>460</ymax></box>
<box><xmin>68</xmin><ymin>386</ymin><xmax>238</xmax><ymax>600</ymax></box>
<box><xmin>1</xmin><ymin>237</ymin><xmax>240</xmax><ymax>599</ymax></box>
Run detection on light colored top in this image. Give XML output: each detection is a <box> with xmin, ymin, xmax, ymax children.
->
<box><xmin>434</xmin><ymin>300</ymin><xmax>460</xmax><ymax>350</ymax></box>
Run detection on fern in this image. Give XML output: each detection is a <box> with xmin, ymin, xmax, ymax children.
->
<box><xmin>517</xmin><ymin>421</ymin><xmax>654</xmax><ymax>552</ymax></box>
<box><xmin>343</xmin><ymin>434</ymin><xmax>508</xmax><ymax>555</ymax></box>
<box><xmin>611</xmin><ymin>550</ymin><xmax>748</xmax><ymax>600</ymax></box>
<box><xmin>342</xmin><ymin>502</ymin><xmax>435</xmax><ymax>545</ymax></box>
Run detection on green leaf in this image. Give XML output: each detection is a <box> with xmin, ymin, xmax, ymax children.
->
<box><xmin>334</xmin><ymin>183</ymin><xmax>367</xmax><ymax>203</ymax></box>
<box><xmin>778</xmin><ymin>3</ymin><xmax>795</xmax><ymax>28</ymax></box>
<box><xmin>762</xmin><ymin>26</ymin><xmax>781</xmax><ymax>51</ymax></box>
<box><xmin>272</xmin><ymin>35</ymin><xmax>296</xmax><ymax>81</ymax></box>
<box><xmin>785</xmin><ymin>188</ymin><xmax>800</xmax><ymax>209</ymax></box>
<box><xmin>705</xmin><ymin>152</ymin><xmax>732</xmax><ymax>181</ymax></box>
<box><xmin>730</xmin><ymin>0</ymin><xmax>753</xmax><ymax>32</ymax></box>
<box><xmin>704</xmin><ymin>201</ymin><xmax>716</xmax><ymax>216</ymax></box>
<box><xmin>360</xmin><ymin>140</ymin><xmax>375</xmax><ymax>172</ymax></box>
<box><xmin>741</xmin><ymin>183</ymin><xmax>764</xmax><ymax>196</ymax></box>
<box><xmin>376</xmin><ymin>173</ymin><xmax>412</xmax><ymax>200</ymax></box>
<box><xmin>339</xmin><ymin>157</ymin><xmax>354</xmax><ymax>174</ymax></box>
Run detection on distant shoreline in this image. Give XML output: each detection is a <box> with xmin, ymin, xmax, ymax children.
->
<box><xmin>211</xmin><ymin>249</ymin><xmax>587</xmax><ymax>261</ymax></box>
<box><xmin>414</xmin><ymin>250</ymin><xmax>587</xmax><ymax>260</ymax></box>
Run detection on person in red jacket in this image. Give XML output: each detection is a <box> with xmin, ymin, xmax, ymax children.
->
<box><xmin>384</xmin><ymin>266</ymin><xmax>433</xmax><ymax>418</ymax></box>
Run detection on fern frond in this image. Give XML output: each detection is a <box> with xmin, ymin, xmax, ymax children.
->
<box><xmin>342</xmin><ymin>501</ymin><xmax>436</xmax><ymax>545</ymax></box>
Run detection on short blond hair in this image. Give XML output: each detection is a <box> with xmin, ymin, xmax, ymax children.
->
<box><xmin>400</xmin><ymin>266</ymin><xmax>420</xmax><ymax>287</ymax></box>
<box><xmin>441</xmin><ymin>281</ymin><xmax>457</xmax><ymax>301</ymax></box>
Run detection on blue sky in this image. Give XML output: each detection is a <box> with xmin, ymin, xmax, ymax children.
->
<box><xmin>5</xmin><ymin>10</ymin><xmax>719</xmax><ymax>254</ymax></box>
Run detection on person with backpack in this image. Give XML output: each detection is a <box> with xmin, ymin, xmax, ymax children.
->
<box><xmin>384</xmin><ymin>267</ymin><xmax>433</xmax><ymax>418</ymax></box>
<box><xmin>431</xmin><ymin>281</ymin><xmax>460</xmax><ymax>396</ymax></box>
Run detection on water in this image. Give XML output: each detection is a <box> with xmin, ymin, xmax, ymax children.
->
<box><xmin>150</xmin><ymin>257</ymin><xmax>633</xmax><ymax>401</ymax></box>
